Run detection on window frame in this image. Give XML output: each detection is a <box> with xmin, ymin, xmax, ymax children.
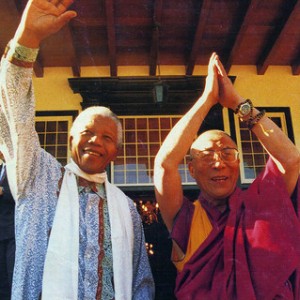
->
<box><xmin>35</xmin><ymin>110</ymin><xmax>78</xmax><ymax>165</ymax></box>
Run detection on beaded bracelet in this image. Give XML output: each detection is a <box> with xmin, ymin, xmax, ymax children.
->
<box><xmin>247</xmin><ymin>110</ymin><xmax>266</xmax><ymax>130</ymax></box>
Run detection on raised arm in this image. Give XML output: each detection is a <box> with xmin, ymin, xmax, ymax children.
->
<box><xmin>0</xmin><ymin>0</ymin><xmax>76</xmax><ymax>199</ymax></box>
<box><xmin>154</xmin><ymin>53</ymin><xmax>220</xmax><ymax>231</ymax></box>
<box><xmin>216</xmin><ymin>58</ymin><xmax>300</xmax><ymax>195</ymax></box>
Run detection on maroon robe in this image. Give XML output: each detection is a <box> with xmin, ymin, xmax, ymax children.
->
<box><xmin>171</xmin><ymin>159</ymin><xmax>300</xmax><ymax>299</ymax></box>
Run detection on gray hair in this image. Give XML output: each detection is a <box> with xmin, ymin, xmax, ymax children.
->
<box><xmin>70</xmin><ymin>106</ymin><xmax>123</xmax><ymax>147</ymax></box>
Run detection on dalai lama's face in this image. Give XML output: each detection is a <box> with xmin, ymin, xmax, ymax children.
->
<box><xmin>188</xmin><ymin>130</ymin><xmax>240</xmax><ymax>208</ymax></box>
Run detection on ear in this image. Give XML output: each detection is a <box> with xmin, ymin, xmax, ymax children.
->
<box><xmin>188</xmin><ymin>161</ymin><xmax>196</xmax><ymax>179</ymax></box>
<box><xmin>69</xmin><ymin>135</ymin><xmax>73</xmax><ymax>150</ymax></box>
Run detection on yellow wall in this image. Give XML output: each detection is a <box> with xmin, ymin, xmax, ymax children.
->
<box><xmin>33</xmin><ymin>65</ymin><xmax>300</xmax><ymax>149</ymax></box>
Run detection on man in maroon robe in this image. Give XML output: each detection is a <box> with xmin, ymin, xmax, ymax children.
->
<box><xmin>154</xmin><ymin>53</ymin><xmax>300</xmax><ymax>299</ymax></box>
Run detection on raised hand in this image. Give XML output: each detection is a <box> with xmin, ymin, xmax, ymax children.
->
<box><xmin>202</xmin><ymin>52</ymin><xmax>220</xmax><ymax>107</ymax></box>
<box><xmin>214</xmin><ymin>56</ymin><xmax>243</xmax><ymax>110</ymax></box>
<box><xmin>14</xmin><ymin>0</ymin><xmax>77</xmax><ymax>48</ymax></box>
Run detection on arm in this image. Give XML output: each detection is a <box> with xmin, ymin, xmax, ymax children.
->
<box><xmin>216</xmin><ymin>59</ymin><xmax>300</xmax><ymax>195</ymax></box>
<box><xmin>153</xmin><ymin>53</ymin><xmax>220</xmax><ymax>231</ymax></box>
<box><xmin>0</xmin><ymin>0</ymin><xmax>76</xmax><ymax>199</ymax></box>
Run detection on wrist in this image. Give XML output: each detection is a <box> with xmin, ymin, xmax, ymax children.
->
<box><xmin>234</xmin><ymin>99</ymin><xmax>253</xmax><ymax>120</ymax></box>
<box><xmin>3</xmin><ymin>39</ymin><xmax>39</xmax><ymax>68</ymax></box>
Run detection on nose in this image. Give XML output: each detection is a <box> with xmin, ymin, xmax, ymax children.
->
<box><xmin>88</xmin><ymin>135</ymin><xmax>102</xmax><ymax>145</ymax></box>
<box><xmin>210</xmin><ymin>151</ymin><xmax>225</xmax><ymax>167</ymax></box>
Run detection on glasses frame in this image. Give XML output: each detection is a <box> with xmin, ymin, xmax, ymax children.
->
<box><xmin>191</xmin><ymin>147</ymin><xmax>239</xmax><ymax>165</ymax></box>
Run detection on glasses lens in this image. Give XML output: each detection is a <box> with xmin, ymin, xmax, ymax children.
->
<box><xmin>221</xmin><ymin>148</ymin><xmax>238</xmax><ymax>162</ymax></box>
<box><xmin>197</xmin><ymin>150</ymin><xmax>214</xmax><ymax>161</ymax></box>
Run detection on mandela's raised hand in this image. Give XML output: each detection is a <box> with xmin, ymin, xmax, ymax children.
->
<box><xmin>14</xmin><ymin>0</ymin><xmax>77</xmax><ymax>48</ymax></box>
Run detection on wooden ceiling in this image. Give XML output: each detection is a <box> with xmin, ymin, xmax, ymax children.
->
<box><xmin>1</xmin><ymin>0</ymin><xmax>300</xmax><ymax>78</ymax></box>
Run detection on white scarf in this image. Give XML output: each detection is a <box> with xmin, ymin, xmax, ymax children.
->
<box><xmin>42</xmin><ymin>160</ymin><xmax>133</xmax><ymax>299</ymax></box>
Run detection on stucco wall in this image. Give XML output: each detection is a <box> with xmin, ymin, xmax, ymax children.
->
<box><xmin>33</xmin><ymin>65</ymin><xmax>300</xmax><ymax>149</ymax></box>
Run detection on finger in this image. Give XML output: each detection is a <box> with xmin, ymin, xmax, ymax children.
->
<box><xmin>56</xmin><ymin>10</ymin><xmax>77</xmax><ymax>26</ymax></box>
<box><xmin>49</xmin><ymin>0</ymin><xmax>60</xmax><ymax>5</ymax></box>
<box><xmin>52</xmin><ymin>0</ymin><xmax>74</xmax><ymax>11</ymax></box>
<box><xmin>208</xmin><ymin>52</ymin><xmax>217</xmax><ymax>74</ymax></box>
<box><xmin>60</xmin><ymin>0</ymin><xmax>75</xmax><ymax>9</ymax></box>
<box><xmin>215</xmin><ymin>57</ymin><xmax>226</xmax><ymax>77</ymax></box>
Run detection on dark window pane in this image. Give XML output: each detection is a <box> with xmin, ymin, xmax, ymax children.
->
<box><xmin>124</xmin><ymin>132</ymin><xmax>136</xmax><ymax>143</ymax></box>
<box><xmin>58</xmin><ymin>121</ymin><xmax>68</xmax><ymax>131</ymax></box>
<box><xmin>138</xmin><ymin>144</ymin><xmax>148</xmax><ymax>156</ymax></box>
<box><xmin>137</xmin><ymin>131</ymin><xmax>148</xmax><ymax>142</ymax></box>
<box><xmin>243</xmin><ymin>155</ymin><xmax>254</xmax><ymax>167</ymax></box>
<box><xmin>57</xmin><ymin>133</ymin><xmax>68</xmax><ymax>144</ymax></box>
<box><xmin>149</xmin><ymin>131</ymin><xmax>159</xmax><ymax>142</ymax></box>
<box><xmin>35</xmin><ymin>122</ymin><xmax>45</xmax><ymax>132</ymax></box>
<box><xmin>241</xmin><ymin>142</ymin><xmax>252</xmax><ymax>154</ymax></box>
<box><xmin>149</xmin><ymin>118</ymin><xmax>159</xmax><ymax>129</ymax></box>
<box><xmin>125</xmin><ymin>119</ymin><xmax>135</xmax><ymax>130</ymax></box>
<box><xmin>57</xmin><ymin>146</ymin><xmax>67</xmax><ymax>157</ymax></box>
<box><xmin>160</xmin><ymin>118</ymin><xmax>171</xmax><ymax>129</ymax></box>
<box><xmin>137</xmin><ymin>118</ymin><xmax>147</xmax><ymax>129</ymax></box>
<box><xmin>45</xmin><ymin>146</ymin><xmax>56</xmax><ymax>156</ymax></box>
<box><xmin>46</xmin><ymin>134</ymin><xmax>56</xmax><ymax>145</ymax></box>
<box><xmin>125</xmin><ymin>144</ymin><xmax>136</xmax><ymax>156</ymax></box>
<box><xmin>240</xmin><ymin>129</ymin><xmax>250</xmax><ymax>141</ymax></box>
<box><xmin>46</xmin><ymin>121</ymin><xmax>57</xmax><ymax>132</ymax></box>
<box><xmin>38</xmin><ymin>134</ymin><xmax>45</xmax><ymax>145</ymax></box>
<box><xmin>252</xmin><ymin>142</ymin><xmax>263</xmax><ymax>153</ymax></box>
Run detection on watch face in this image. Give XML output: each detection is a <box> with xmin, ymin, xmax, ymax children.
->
<box><xmin>239</xmin><ymin>102</ymin><xmax>251</xmax><ymax>116</ymax></box>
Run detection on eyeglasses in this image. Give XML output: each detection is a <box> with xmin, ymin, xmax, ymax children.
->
<box><xmin>192</xmin><ymin>148</ymin><xmax>239</xmax><ymax>164</ymax></box>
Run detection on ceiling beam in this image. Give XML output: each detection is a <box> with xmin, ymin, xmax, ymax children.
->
<box><xmin>257</xmin><ymin>0</ymin><xmax>300</xmax><ymax>75</ymax></box>
<box><xmin>185</xmin><ymin>0</ymin><xmax>212</xmax><ymax>76</ymax></box>
<box><xmin>33</xmin><ymin>57</ymin><xmax>44</xmax><ymax>78</ymax></box>
<box><xmin>105</xmin><ymin>0</ymin><xmax>117</xmax><ymax>76</ymax></box>
<box><xmin>292</xmin><ymin>61</ymin><xmax>300</xmax><ymax>75</ymax></box>
<box><xmin>66</xmin><ymin>24</ymin><xmax>81</xmax><ymax>77</ymax></box>
<box><xmin>224</xmin><ymin>0</ymin><xmax>260</xmax><ymax>74</ymax></box>
<box><xmin>149</xmin><ymin>0</ymin><xmax>163</xmax><ymax>76</ymax></box>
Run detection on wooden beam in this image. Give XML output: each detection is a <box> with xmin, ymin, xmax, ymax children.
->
<box><xmin>257</xmin><ymin>0</ymin><xmax>300</xmax><ymax>75</ymax></box>
<box><xmin>149</xmin><ymin>0</ymin><xmax>163</xmax><ymax>76</ymax></box>
<box><xmin>66</xmin><ymin>23</ymin><xmax>81</xmax><ymax>77</ymax></box>
<box><xmin>224</xmin><ymin>0</ymin><xmax>260</xmax><ymax>74</ymax></box>
<box><xmin>292</xmin><ymin>62</ymin><xmax>300</xmax><ymax>75</ymax></box>
<box><xmin>105</xmin><ymin>0</ymin><xmax>117</xmax><ymax>76</ymax></box>
<box><xmin>185</xmin><ymin>0</ymin><xmax>212</xmax><ymax>76</ymax></box>
<box><xmin>33</xmin><ymin>57</ymin><xmax>44</xmax><ymax>78</ymax></box>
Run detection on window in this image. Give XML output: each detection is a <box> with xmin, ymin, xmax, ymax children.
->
<box><xmin>35</xmin><ymin>112</ymin><xmax>77</xmax><ymax>165</ymax></box>
<box><xmin>231</xmin><ymin>108</ymin><xmax>294</xmax><ymax>184</ymax></box>
<box><xmin>111</xmin><ymin>115</ymin><xmax>195</xmax><ymax>186</ymax></box>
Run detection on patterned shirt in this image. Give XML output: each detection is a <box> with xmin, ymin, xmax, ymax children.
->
<box><xmin>0</xmin><ymin>56</ymin><xmax>155</xmax><ymax>300</ymax></box>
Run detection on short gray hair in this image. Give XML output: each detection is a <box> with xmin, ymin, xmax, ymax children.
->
<box><xmin>70</xmin><ymin>106</ymin><xmax>123</xmax><ymax>147</ymax></box>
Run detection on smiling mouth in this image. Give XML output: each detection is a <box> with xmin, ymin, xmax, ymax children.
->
<box><xmin>84</xmin><ymin>150</ymin><xmax>102</xmax><ymax>157</ymax></box>
<box><xmin>211</xmin><ymin>176</ymin><xmax>228</xmax><ymax>182</ymax></box>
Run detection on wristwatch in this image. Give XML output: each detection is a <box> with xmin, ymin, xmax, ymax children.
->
<box><xmin>234</xmin><ymin>99</ymin><xmax>253</xmax><ymax>118</ymax></box>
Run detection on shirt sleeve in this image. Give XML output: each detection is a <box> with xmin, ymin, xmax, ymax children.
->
<box><xmin>0</xmin><ymin>49</ymin><xmax>41</xmax><ymax>200</ymax></box>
